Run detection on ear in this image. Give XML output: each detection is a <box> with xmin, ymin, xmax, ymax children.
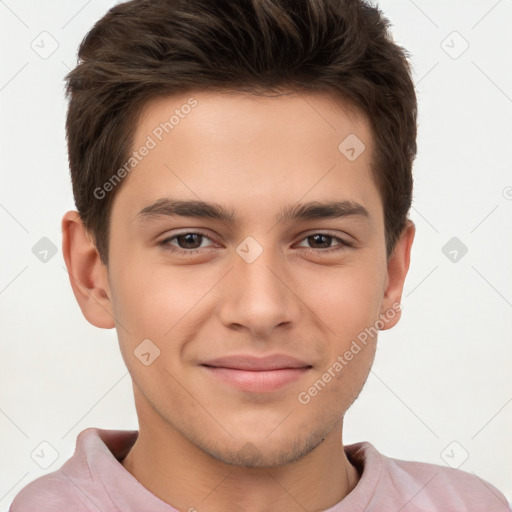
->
<box><xmin>379</xmin><ymin>219</ymin><xmax>415</xmax><ymax>330</ymax></box>
<box><xmin>61</xmin><ymin>210</ymin><xmax>115</xmax><ymax>329</ymax></box>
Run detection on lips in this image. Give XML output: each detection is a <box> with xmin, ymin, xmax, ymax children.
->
<box><xmin>200</xmin><ymin>354</ymin><xmax>312</xmax><ymax>393</ymax></box>
<box><xmin>201</xmin><ymin>354</ymin><xmax>312</xmax><ymax>371</ymax></box>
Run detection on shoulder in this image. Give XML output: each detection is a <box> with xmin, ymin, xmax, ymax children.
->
<box><xmin>389</xmin><ymin>456</ymin><xmax>508</xmax><ymax>508</ymax></box>
<box><xmin>9</xmin><ymin>427</ymin><xmax>132</xmax><ymax>512</ymax></box>
<box><xmin>9</xmin><ymin>470</ymin><xmax>95</xmax><ymax>512</ymax></box>
<box><xmin>348</xmin><ymin>442</ymin><xmax>511</xmax><ymax>511</ymax></box>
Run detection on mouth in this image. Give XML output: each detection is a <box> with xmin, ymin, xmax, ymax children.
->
<box><xmin>200</xmin><ymin>354</ymin><xmax>312</xmax><ymax>393</ymax></box>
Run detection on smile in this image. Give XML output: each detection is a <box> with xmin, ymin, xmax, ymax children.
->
<box><xmin>202</xmin><ymin>366</ymin><xmax>311</xmax><ymax>393</ymax></box>
<box><xmin>200</xmin><ymin>354</ymin><xmax>312</xmax><ymax>393</ymax></box>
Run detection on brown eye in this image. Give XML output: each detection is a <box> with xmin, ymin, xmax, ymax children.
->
<box><xmin>158</xmin><ymin>231</ymin><xmax>215</xmax><ymax>254</ymax></box>
<box><xmin>307</xmin><ymin>234</ymin><xmax>333</xmax><ymax>249</ymax></box>
<box><xmin>296</xmin><ymin>233</ymin><xmax>353</xmax><ymax>253</ymax></box>
<box><xmin>174</xmin><ymin>233</ymin><xmax>203</xmax><ymax>249</ymax></box>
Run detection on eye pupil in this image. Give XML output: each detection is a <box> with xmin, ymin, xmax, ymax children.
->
<box><xmin>309</xmin><ymin>234</ymin><xmax>331</xmax><ymax>248</ymax></box>
<box><xmin>178</xmin><ymin>233</ymin><xmax>202</xmax><ymax>249</ymax></box>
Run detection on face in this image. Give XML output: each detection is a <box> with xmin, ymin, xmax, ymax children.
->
<box><xmin>72</xmin><ymin>90</ymin><xmax>412</xmax><ymax>467</ymax></box>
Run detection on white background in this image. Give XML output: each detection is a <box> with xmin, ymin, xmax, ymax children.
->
<box><xmin>1</xmin><ymin>0</ymin><xmax>511</xmax><ymax>509</ymax></box>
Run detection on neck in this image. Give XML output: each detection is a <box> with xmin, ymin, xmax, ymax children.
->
<box><xmin>121</xmin><ymin>389</ymin><xmax>360</xmax><ymax>512</ymax></box>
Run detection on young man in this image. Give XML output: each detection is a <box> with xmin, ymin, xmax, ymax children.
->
<box><xmin>10</xmin><ymin>0</ymin><xmax>511</xmax><ymax>511</ymax></box>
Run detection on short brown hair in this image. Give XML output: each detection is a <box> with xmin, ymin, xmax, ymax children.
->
<box><xmin>65</xmin><ymin>0</ymin><xmax>417</xmax><ymax>265</ymax></box>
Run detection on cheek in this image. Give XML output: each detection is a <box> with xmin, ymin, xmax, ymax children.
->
<box><xmin>109</xmin><ymin>266</ymin><xmax>163</xmax><ymax>334</ymax></box>
<box><xmin>309</xmin><ymin>262</ymin><xmax>385</xmax><ymax>339</ymax></box>
<box><xmin>300</xmin><ymin>277</ymin><xmax>381</xmax><ymax>410</ymax></box>
<box><xmin>108</xmin><ymin>256</ymin><xmax>224</xmax><ymax>354</ymax></box>
<box><xmin>298</xmin><ymin>261</ymin><xmax>384</xmax><ymax>397</ymax></box>
<box><xmin>107</xmin><ymin>261</ymin><xmax>196</xmax><ymax>389</ymax></box>
<box><xmin>109</xmin><ymin>253</ymin><xmax>179</xmax><ymax>328</ymax></box>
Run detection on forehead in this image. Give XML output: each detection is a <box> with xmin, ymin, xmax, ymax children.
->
<box><xmin>111</xmin><ymin>90</ymin><xmax>380</xmax><ymax>225</ymax></box>
<box><xmin>137</xmin><ymin>89</ymin><xmax>369</xmax><ymax>147</ymax></box>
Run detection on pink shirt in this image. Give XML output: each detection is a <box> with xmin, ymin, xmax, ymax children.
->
<box><xmin>10</xmin><ymin>427</ymin><xmax>510</xmax><ymax>511</ymax></box>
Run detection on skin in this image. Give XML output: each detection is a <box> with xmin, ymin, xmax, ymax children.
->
<box><xmin>62</xmin><ymin>90</ymin><xmax>415</xmax><ymax>512</ymax></box>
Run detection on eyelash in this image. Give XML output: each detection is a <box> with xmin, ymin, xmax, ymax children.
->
<box><xmin>157</xmin><ymin>230</ymin><xmax>353</xmax><ymax>255</ymax></box>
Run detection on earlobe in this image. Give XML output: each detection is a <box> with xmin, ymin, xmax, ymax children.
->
<box><xmin>379</xmin><ymin>219</ymin><xmax>415</xmax><ymax>330</ymax></box>
<box><xmin>61</xmin><ymin>210</ymin><xmax>115</xmax><ymax>329</ymax></box>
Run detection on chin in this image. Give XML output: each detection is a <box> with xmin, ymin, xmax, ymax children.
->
<box><xmin>193</xmin><ymin>426</ymin><xmax>328</xmax><ymax>468</ymax></box>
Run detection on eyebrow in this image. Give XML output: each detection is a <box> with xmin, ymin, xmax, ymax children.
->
<box><xmin>136</xmin><ymin>198</ymin><xmax>370</xmax><ymax>224</ymax></box>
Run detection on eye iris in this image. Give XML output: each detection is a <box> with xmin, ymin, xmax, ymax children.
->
<box><xmin>309</xmin><ymin>234</ymin><xmax>331</xmax><ymax>248</ymax></box>
<box><xmin>177</xmin><ymin>233</ymin><xmax>202</xmax><ymax>249</ymax></box>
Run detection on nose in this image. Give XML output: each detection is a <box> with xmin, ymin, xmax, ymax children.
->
<box><xmin>217</xmin><ymin>242</ymin><xmax>302</xmax><ymax>338</ymax></box>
